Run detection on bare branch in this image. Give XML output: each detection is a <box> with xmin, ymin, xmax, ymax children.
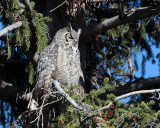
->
<box><xmin>0</xmin><ymin>80</ymin><xmax>13</xmax><ymax>88</ymax></box>
<box><xmin>50</xmin><ymin>0</ymin><xmax>67</xmax><ymax>12</ymax></box>
<box><xmin>98</xmin><ymin>88</ymin><xmax>160</xmax><ymax>112</ymax></box>
<box><xmin>80</xmin><ymin>5</ymin><xmax>160</xmax><ymax>42</ymax></box>
<box><xmin>98</xmin><ymin>102</ymin><xmax>113</xmax><ymax>112</ymax></box>
<box><xmin>53</xmin><ymin>80</ymin><xmax>83</xmax><ymax>110</ymax></box>
<box><xmin>116</xmin><ymin>89</ymin><xmax>160</xmax><ymax>100</ymax></box>
<box><xmin>88</xmin><ymin>0</ymin><xmax>136</xmax><ymax>3</ymax></box>
<box><xmin>0</xmin><ymin>80</ymin><xmax>32</xmax><ymax>102</ymax></box>
<box><xmin>0</xmin><ymin>21</ymin><xmax>23</xmax><ymax>37</ymax></box>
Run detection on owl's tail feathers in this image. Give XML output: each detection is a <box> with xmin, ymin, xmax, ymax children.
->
<box><xmin>27</xmin><ymin>99</ymin><xmax>39</xmax><ymax>111</ymax></box>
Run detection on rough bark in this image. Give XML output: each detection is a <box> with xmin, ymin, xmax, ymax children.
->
<box><xmin>80</xmin><ymin>5</ymin><xmax>160</xmax><ymax>42</ymax></box>
<box><xmin>113</xmin><ymin>76</ymin><xmax>160</xmax><ymax>96</ymax></box>
<box><xmin>98</xmin><ymin>76</ymin><xmax>160</xmax><ymax>99</ymax></box>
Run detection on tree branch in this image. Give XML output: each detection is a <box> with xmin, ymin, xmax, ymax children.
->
<box><xmin>22</xmin><ymin>0</ymin><xmax>38</xmax><ymax>64</ymax></box>
<box><xmin>0</xmin><ymin>21</ymin><xmax>23</xmax><ymax>37</ymax></box>
<box><xmin>22</xmin><ymin>0</ymin><xmax>36</xmax><ymax>31</ymax></box>
<box><xmin>0</xmin><ymin>80</ymin><xmax>31</xmax><ymax>102</ymax></box>
<box><xmin>80</xmin><ymin>5</ymin><xmax>160</xmax><ymax>42</ymax></box>
<box><xmin>88</xmin><ymin>0</ymin><xmax>136</xmax><ymax>3</ymax></box>
<box><xmin>53</xmin><ymin>80</ymin><xmax>84</xmax><ymax>110</ymax></box>
<box><xmin>0</xmin><ymin>0</ymin><xmax>38</xmax><ymax>65</ymax></box>
<box><xmin>114</xmin><ymin>76</ymin><xmax>160</xmax><ymax>96</ymax></box>
<box><xmin>98</xmin><ymin>88</ymin><xmax>160</xmax><ymax>112</ymax></box>
<box><xmin>50</xmin><ymin>0</ymin><xmax>67</xmax><ymax>12</ymax></box>
<box><xmin>116</xmin><ymin>89</ymin><xmax>160</xmax><ymax>100</ymax></box>
<box><xmin>90</xmin><ymin>7</ymin><xmax>120</xmax><ymax>18</ymax></box>
<box><xmin>98</xmin><ymin>76</ymin><xmax>160</xmax><ymax>100</ymax></box>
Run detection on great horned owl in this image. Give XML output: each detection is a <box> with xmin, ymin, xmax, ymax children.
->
<box><xmin>28</xmin><ymin>26</ymin><xmax>81</xmax><ymax>110</ymax></box>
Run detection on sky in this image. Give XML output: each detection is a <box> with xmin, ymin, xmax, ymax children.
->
<box><xmin>120</xmin><ymin>35</ymin><xmax>160</xmax><ymax>103</ymax></box>
<box><xmin>135</xmin><ymin>34</ymin><xmax>160</xmax><ymax>78</ymax></box>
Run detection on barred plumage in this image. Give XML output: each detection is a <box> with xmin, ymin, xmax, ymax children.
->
<box><xmin>28</xmin><ymin>26</ymin><xmax>81</xmax><ymax>110</ymax></box>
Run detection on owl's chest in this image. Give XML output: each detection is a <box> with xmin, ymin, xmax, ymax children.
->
<box><xmin>55</xmin><ymin>46</ymin><xmax>80</xmax><ymax>85</ymax></box>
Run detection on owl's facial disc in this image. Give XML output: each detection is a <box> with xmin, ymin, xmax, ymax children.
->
<box><xmin>65</xmin><ymin>33</ymin><xmax>78</xmax><ymax>47</ymax></box>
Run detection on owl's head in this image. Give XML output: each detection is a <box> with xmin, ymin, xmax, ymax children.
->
<box><xmin>54</xmin><ymin>25</ymin><xmax>81</xmax><ymax>47</ymax></box>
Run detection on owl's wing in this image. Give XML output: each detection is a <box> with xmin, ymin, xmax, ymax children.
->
<box><xmin>28</xmin><ymin>43</ymin><xmax>59</xmax><ymax>110</ymax></box>
<box><xmin>35</xmin><ymin>43</ymin><xmax>59</xmax><ymax>92</ymax></box>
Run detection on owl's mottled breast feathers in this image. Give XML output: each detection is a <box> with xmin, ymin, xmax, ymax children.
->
<box><xmin>35</xmin><ymin>26</ymin><xmax>81</xmax><ymax>95</ymax></box>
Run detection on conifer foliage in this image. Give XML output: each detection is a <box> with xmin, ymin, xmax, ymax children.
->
<box><xmin>0</xmin><ymin>0</ymin><xmax>160</xmax><ymax>127</ymax></box>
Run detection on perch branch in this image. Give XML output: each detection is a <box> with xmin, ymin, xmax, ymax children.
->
<box><xmin>53</xmin><ymin>80</ymin><xmax>83</xmax><ymax>110</ymax></box>
<box><xmin>0</xmin><ymin>21</ymin><xmax>23</xmax><ymax>37</ymax></box>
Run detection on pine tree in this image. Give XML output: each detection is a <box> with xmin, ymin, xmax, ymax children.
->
<box><xmin>0</xmin><ymin>0</ymin><xmax>160</xmax><ymax>127</ymax></box>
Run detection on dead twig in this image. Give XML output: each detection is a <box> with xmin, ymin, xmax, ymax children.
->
<box><xmin>50</xmin><ymin>0</ymin><xmax>67</xmax><ymax>12</ymax></box>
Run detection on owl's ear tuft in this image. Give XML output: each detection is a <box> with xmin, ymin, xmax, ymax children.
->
<box><xmin>67</xmin><ymin>23</ymin><xmax>72</xmax><ymax>32</ymax></box>
<box><xmin>78</xmin><ymin>28</ymin><xmax>81</xmax><ymax>35</ymax></box>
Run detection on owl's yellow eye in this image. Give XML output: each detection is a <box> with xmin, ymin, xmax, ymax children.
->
<box><xmin>69</xmin><ymin>35</ymin><xmax>73</xmax><ymax>39</ymax></box>
<box><xmin>65</xmin><ymin>33</ymin><xmax>74</xmax><ymax>42</ymax></box>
